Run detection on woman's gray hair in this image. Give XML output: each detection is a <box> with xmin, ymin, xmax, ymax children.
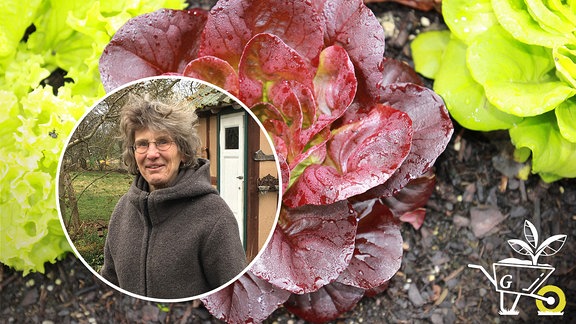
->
<box><xmin>119</xmin><ymin>94</ymin><xmax>201</xmax><ymax>175</ymax></box>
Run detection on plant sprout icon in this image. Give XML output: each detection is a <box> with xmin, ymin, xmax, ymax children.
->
<box><xmin>508</xmin><ymin>220</ymin><xmax>567</xmax><ymax>266</ymax></box>
<box><xmin>468</xmin><ymin>220</ymin><xmax>567</xmax><ymax>316</ymax></box>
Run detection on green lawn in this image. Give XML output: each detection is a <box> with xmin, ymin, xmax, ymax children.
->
<box><xmin>72</xmin><ymin>171</ymin><xmax>133</xmax><ymax>222</ymax></box>
<box><xmin>67</xmin><ymin>171</ymin><xmax>133</xmax><ymax>272</ymax></box>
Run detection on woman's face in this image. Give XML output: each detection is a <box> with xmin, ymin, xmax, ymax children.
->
<box><xmin>134</xmin><ymin>128</ymin><xmax>183</xmax><ymax>191</ymax></box>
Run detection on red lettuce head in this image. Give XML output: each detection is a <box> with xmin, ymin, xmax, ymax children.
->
<box><xmin>99</xmin><ymin>0</ymin><xmax>453</xmax><ymax>322</ymax></box>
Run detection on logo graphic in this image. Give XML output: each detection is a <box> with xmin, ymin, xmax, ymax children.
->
<box><xmin>468</xmin><ymin>220</ymin><xmax>567</xmax><ymax>316</ymax></box>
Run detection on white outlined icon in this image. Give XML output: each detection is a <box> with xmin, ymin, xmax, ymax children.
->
<box><xmin>468</xmin><ymin>220</ymin><xmax>567</xmax><ymax>316</ymax></box>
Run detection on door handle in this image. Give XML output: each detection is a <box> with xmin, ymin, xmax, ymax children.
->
<box><xmin>236</xmin><ymin>176</ymin><xmax>244</xmax><ymax>180</ymax></box>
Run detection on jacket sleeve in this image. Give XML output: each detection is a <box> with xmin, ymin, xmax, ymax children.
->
<box><xmin>202</xmin><ymin>197</ymin><xmax>247</xmax><ymax>289</ymax></box>
<box><xmin>100</xmin><ymin>234</ymin><xmax>119</xmax><ymax>286</ymax></box>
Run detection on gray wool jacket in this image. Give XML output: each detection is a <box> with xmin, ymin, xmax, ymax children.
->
<box><xmin>100</xmin><ymin>158</ymin><xmax>247</xmax><ymax>299</ymax></box>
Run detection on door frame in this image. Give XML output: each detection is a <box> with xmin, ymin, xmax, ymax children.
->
<box><xmin>217</xmin><ymin>110</ymin><xmax>248</xmax><ymax>248</ymax></box>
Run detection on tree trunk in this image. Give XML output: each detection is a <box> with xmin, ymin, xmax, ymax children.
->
<box><xmin>61</xmin><ymin>170</ymin><xmax>80</xmax><ymax>232</ymax></box>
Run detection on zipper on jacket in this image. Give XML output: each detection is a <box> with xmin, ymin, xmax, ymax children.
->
<box><xmin>142</xmin><ymin>193</ymin><xmax>151</xmax><ymax>296</ymax></box>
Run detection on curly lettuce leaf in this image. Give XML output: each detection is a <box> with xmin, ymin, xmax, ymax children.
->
<box><xmin>313</xmin><ymin>45</ymin><xmax>357</xmax><ymax>127</ymax></box>
<box><xmin>0</xmin><ymin>0</ymin><xmax>42</xmax><ymax>59</ymax></box>
<box><xmin>1</xmin><ymin>0</ymin><xmax>188</xmax><ymax>275</ymax></box>
<box><xmin>379</xmin><ymin>57</ymin><xmax>424</xmax><ymax>87</ymax></box>
<box><xmin>1</xmin><ymin>86</ymin><xmax>87</xmax><ymax>275</ymax></box>
<box><xmin>1</xmin><ymin>49</ymin><xmax>51</xmax><ymax>99</ymax></box>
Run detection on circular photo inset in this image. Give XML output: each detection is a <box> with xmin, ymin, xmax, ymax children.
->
<box><xmin>57</xmin><ymin>76</ymin><xmax>281</xmax><ymax>302</ymax></box>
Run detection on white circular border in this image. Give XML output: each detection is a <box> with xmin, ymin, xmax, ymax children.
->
<box><xmin>56</xmin><ymin>75</ymin><xmax>282</xmax><ymax>303</ymax></box>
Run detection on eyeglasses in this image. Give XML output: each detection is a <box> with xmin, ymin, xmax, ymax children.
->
<box><xmin>133</xmin><ymin>138</ymin><xmax>174</xmax><ymax>154</ymax></box>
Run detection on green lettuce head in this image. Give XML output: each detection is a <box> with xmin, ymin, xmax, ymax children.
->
<box><xmin>411</xmin><ymin>0</ymin><xmax>576</xmax><ymax>182</ymax></box>
<box><xmin>0</xmin><ymin>0</ymin><xmax>186</xmax><ymax>275</ymax></box>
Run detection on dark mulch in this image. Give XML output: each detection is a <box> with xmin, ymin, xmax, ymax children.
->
<box><xmin>2</xmin><ymin>2</ymin><xmax>575</xmax><ymax>323</ymax></box>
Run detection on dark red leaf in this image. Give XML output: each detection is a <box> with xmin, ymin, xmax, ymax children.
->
<box><xmin>338</xmin><ymin>202</ymin><xmax>403</xmax><ymax>289</ymax></box>
<box><xmin>283</xmin><ymin>280</ymin><xmax>365</xmax><ymax>323</ymax></box>
<box><xmin>283</xmin><ymin>104</ymin><xmax>412</xmax><ymax>208</ymax></box>
<box><xmin>381</xmin><ymin>171</ymin><xmax>436</xmax><ymax>218</ymax></box>
<box><xmin>269</xmin><ymin>80</ymin><xmax>317</xmax><ymax>130</ymax></box>
<box><xmin>379</xmin><ymin>57</ymin><xmax>424</xmax><ymax>87</ymax></box>
<box><xmin>250</xmin><ymin>103</ymin><xmax>289</xmax><ymax>139</ymax></box>
<box><xmin>278</xmin><ymin>154</ymin><xmax>291</xmax><ymax>195</ymax></box>
<box><xmin>99</xmin><ymin>9</ymin><xmax>208</xmax><ymax>91</ymax></box>
<box><xmin>319</xmin><ymin>0</ymin><xmax>386</xmax><ymax>104</ymax></box>
<box><xmin>251</xmin><ymin>100</ymin><xmax>306</xmax><ymax>166</ymax></box>
<box><xmin>265</xmin><ymin>81</ymin><xmax>336</xmax><ymax>162</ymax></box>
<box><xmin>267</xmin><ymin>87</ymin><xmax>306</xmax><ymax>161</ymax></box>
<box><xmin>199</xmin><ymin>0</ymin><xmax>325</xmax><ymax>68</ymax></box>
<box><xmin>364</xmin><ymin>281</ymin><xmax>390</xmax><ymax>297</ymax></box>
<box><xmin>182</xmin><ymin>56</ymin><xmax>239</xmax><ymax>96</ymax></box>
<box><xmin>201</xmin><ymin>271</ymin><xmax>291</xmax><ymax>324</ymax></box>
<box><xmin>238</xmin><ymin>33</ymin><xmax>315</xmax><ymax>107</ymax></box>
<box><xmin>250</xmin><ymin>201</ymin><xmax>357</xmax><ymax>294</ymax></box>
<box><xmin>399</xmin><ymin>208</ymin><xmax>427</xmax><ymax>230</ymax></box>
<box><xmin>362</xmin><ymin>83</ymin><xmax>452</xmax><ymax>198</ymax></box>
<box><xmin>312</xmin><ymin>45</ymin><xmax>357</xmax><ymax>129</ymax></box>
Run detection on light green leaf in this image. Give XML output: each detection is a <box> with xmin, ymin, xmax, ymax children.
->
<box><xmin>0</xmin><ymin>0</ymin><xmax>42</xmax><ymax>58</ymax></box>
<box><xmin>510</xmin><ymin>112</ymin><xmax>576</xmax><ymax>181</ymax></box>
<box><xmin>483</xmin><ymin>81</ymin><xmax>575</xmax><ymax>117</ymax></box>
<box><xmin>524</xmin><ymin>0</ymin><xmax>575</xmax><ymax>34</ymax></box>
<box><xmin>491</xmin><ymin>0</ymin><xmax>574</xmax><ymax>47</ymax></box>
<box><xmin>26</xmin><ymin>1</ymin><xmax>94</xmax><ymax>59</ymax></box>
<box><xmin>410</xmin><ymin>30</ymin><xmax>451</xmax><ymax>79</ymax></box>
<box><xmin>433</xmin><ymin>37</ymin><xmax>522</xmax><ymax>131</ymax></box>
<box><xmin>555</xmin><ymin>98</ymin><xmax>576</xmax><ymax>143</ymax></box>
<box><xmin>467</xmin><ymin>25</ymin><xmax>575</xmax><ymax>116</ymax></box>
<box><xmin>1</xmin><ymin>49</ymin><xmax>51</xmax><ymax>99</ymax></box>
<box><xmin>554</xmin><ymin>43</ymin><xmax>576</xmax><ymax>88</ymax></box>
<box><xmin>0</xmin><ymin>90</ymin><xmax>20</xmax><ymax>137</ymax></box>
<box><xmin>547</xmin><ymin>0</ymin><xmax>576</xmax><ymax>25</ymax></box>
<box><xmin>442</xmin><ymin>0</ymin><xmax>499</xmax><ymax>44</ymax></box>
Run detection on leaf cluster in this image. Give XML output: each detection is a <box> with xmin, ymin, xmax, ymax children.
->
<box><xmin>411</xmin><ymin>0</ymin><xmax>576</xmax><ymax>182</ymax></box>
<box><xmin>0</xmin><ymin>0</ymin><xmax>187</xmax><ymax>275</ymax></box>
<box><xmin>99</xmin><ymin>0</ymin><xmax>454</xmax><ymax>321</ymax></box>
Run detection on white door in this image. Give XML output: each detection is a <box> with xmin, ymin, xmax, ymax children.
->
<box><xmin>219</xmin><ymin>112</ymin><xmax>245</xmax><ymax>245</ymax></box>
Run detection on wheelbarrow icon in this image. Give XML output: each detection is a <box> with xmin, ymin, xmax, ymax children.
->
<box><xmin>468</xmin><ymin>260</ymin><xmax>566</xmax><ymax>315</ymax></box>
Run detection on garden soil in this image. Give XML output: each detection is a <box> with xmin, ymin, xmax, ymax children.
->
<box><xmin>1</xmin><ymin>2</ymin><xmax>575</xmax><ymax>323</ymax></box>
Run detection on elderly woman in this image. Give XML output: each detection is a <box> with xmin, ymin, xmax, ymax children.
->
<box><xmin>100</xmin><ymin>94</ymin><xmax>246</xmax><ymax>299</ymax></box>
